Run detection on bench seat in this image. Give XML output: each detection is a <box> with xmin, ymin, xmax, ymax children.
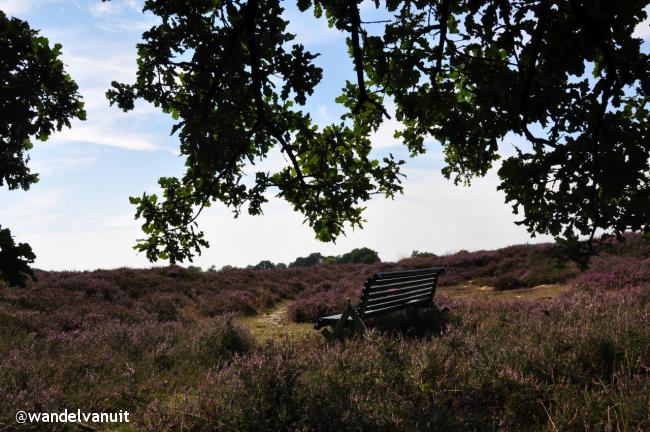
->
<box><xmin>314</xmin><ymin>267</ymin><xmax>445</xmax><ymax>335</ymax></box>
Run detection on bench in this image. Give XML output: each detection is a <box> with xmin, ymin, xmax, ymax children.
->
<box><xmin>314</xmin><ymin>267</ymin><xmax>446</xmax><ymax>338</ymax></box>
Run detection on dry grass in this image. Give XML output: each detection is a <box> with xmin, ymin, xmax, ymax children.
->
<box><xmin>237</xmin><ymin>301</ymin><xmax>314</xmax><ymax>342</ymax></box>
<box><xmin>441</xmin><ymin>283</ymin><xmax>571</xmax><ymax>301</ymax></box>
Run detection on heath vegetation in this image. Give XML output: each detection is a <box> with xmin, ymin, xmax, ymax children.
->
<box><xmin>0</xmin><ymin>235</ymin><xmax>648</xmax><ymax>430</ymax></box>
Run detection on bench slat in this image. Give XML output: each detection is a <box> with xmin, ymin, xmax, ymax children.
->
<box><xmin>368</xmin><ymin>274</ymin><xmax>438</xmax><ymax>289</ymax></box>
<box><xmin>363</xmin><ymin>298</ymin><xmax>430</xmax><ymax>317</ymax></box>
<box><xmin>375</xmin><ymin>267</ymin><xmax>445</xmax><ymax>279</ymax></box>
<box><xmin>366</xmin><ymin>287</ymin><xmax>434</xmax><ymax>307</ymax></box>
<box><xmin>365</xmin><ymin>292</ymin><xmax>431</xmax><ymax>311</ymax></box>
<box><xmin>366</xmin><ymin>281</ymin><xmax>435</xmax><ymax>299</ymax></box>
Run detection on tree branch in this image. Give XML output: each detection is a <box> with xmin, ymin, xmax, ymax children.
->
<box><xmin>431</xmin><ymin>0</ymin><xmax>451</xmax><ymax>83</ymax></box>
<box><xmin>519</xmin><ymin>0</ymin><xmax>551</xmax><ymax>124</ymax></box>
<box><xmin>242</xmin><ymin>0</ymin><xmax>307</xmax><ymax>187</ymax></box>
<box><xmin>523</xmin><ymin>126</ymin><xmax>558</xmax><ymax>149</ymax></box>
<box><xmin>569</xmin><ymin>0</ymin><xmax>622</xmax><ymax>236</ymax></box>
<box><xmin>347</xmin><ymin>0</ymin><xmax>390</xmax><ymax>119</ymax></box>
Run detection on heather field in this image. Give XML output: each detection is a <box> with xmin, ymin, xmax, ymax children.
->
<box><xmin>1</xmin><ymin>235</ymin><xmax>649</xmax><ymax>431</ymax></box>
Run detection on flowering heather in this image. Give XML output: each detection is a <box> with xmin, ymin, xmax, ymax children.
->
<box><xmin>290</xmin><ymin>234</ymin><xmax>649</xmax><ymax>323</ymax></box>
<box><xmin>141</xmin><ymin>283</ymin><xmax>650</xmax><ymax>431</ymax></box>
<box><xmin>0</xmin><ymin>234</ymin><xmax>648</xmax><ymax>430</ymax></box>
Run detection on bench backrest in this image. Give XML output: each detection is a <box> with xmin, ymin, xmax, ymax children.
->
<box><xmin>358</xmin><ymin>267</ymin><xmax>445</xmax><ymax>318</ymax></box>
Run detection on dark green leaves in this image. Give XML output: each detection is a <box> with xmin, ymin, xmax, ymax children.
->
<box><xmin>111</xmin><ymin>0</ymin><xmax>649</xmax><ymax>265</ymax></box>
<box><xmin>110</xmin><ymin>0</ymin><xmax>404</xmax><ymax>261</ymax></box>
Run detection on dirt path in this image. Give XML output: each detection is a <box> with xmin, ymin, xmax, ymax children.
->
<box><xmin>236</xmin><ymin>301</ymin><xmax>314</xmax><ymax>342</ymax></box>
<box><xmin>258</xmin><ymin>302</ymin><xmax>290</xmax><ymax>326</ymax></box>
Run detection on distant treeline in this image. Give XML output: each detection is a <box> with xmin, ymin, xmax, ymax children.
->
<box><xmin>203</xmin><ymin>247</ymin><xmax>381</xmax><ymax>271</ymax></box>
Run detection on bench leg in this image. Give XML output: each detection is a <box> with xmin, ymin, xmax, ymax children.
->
<box><xmin>430</xmin><ymin>302</ymin><xmax>450</xmax><ymax>327</ymax></box>
<box><xmin>328</xmin><ymin>299</ymin><xmax>366</xmax><ymax>340</ymax></box>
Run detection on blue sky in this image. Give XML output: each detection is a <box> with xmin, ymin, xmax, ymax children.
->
<box><xmin>1</xmin><ymin>0</ymin><xmax>648</xmax><ymax>270</ymax></box>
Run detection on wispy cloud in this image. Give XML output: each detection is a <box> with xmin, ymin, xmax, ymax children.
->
<box><xmin>50</xmin><ymin>122</ymin><xmax>164</xmax><ymax>152</ymax></box>
<box><xmin>87</xmin><ymin>0</ymin><xmax>143</xmax><ymax>15</ymax></box>
<box><xmin>86</xmin><ymin>0</ymin><xmax>154</xmax><ymax>33</ymax></box>
<box><xmin>63</xmin><ymin>52</ymin><xmax>137</xmax><ymax>84</ymax></box>
<box><xmin>0</xmin><ymin>187</ymin><xmax>67</xmax><ymax>223</ymax></box>
<box><xmin>30</xmin><ymin>154</ymin><xmax>96</xmax><ymax>176</ymax></box>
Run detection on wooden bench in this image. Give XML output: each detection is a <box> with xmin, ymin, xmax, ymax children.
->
<box><xmin>314</xmin><ymin>267</ymin><xmax>446</xmax><ymax>338</ymax></box>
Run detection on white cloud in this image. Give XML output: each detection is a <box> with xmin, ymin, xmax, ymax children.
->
<box><xmin>0</xmin><ymin>0</ymin><xmax>32</xmax><ymax>16</ymax></box>
<box><xmin>633</xmin><ymin>15</ymin><xmax>650</xmax><ymax>39</ymax></box>
<box><xmin>370</xmin><ymin>117</ymin><xmax>404</xmax><ymax>148</ymax></box>
<box><xmin>86</xmin><ymin>0</ymin><xmax>154</xmax><ymax>33</ymax></box>
<box><xmin>284</xmin><ymin>8</ymin><xmax>343</xmax><ymax>46</ymax></box>
<box><xmin>88</xmin><ymin>1</ymin><xmax>115</xmax><ymax>16</ymax></box>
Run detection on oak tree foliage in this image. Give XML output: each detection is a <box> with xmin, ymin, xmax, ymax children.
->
<box><xmin>0</xmin><ymin>1</ymin><xmax>648</xmax><ymax>284</ymax></box>
<box><xmin>108</xmin><ymin>0</ymin><xmax>649</xmax><ymax>267</ymax></box>
<box><xmin>0</xmin><ymin>11</ymin><xmax>85</xmax><ymax>286</ymax></box>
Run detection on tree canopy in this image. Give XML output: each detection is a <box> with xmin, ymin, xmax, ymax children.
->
<box><xmin>0</xmin><ymin>11</ymin><xmax>85</xmax><ymax>286</ymax></box>
<box><xmin>337</xmin><ymin>247</ymin><xmax>380</xmax><ymax>264</ymax></box>
<box><xmin>287</xmin><ymin>247</ymin><xmax>380</xmax><ymax>267</ymax></box>
<box><xmin>107</xmin><ymin>0</ymin><xmax>649</xmax><ymax>267</ymax></box>
<box><xmin>290</xmin><ymin>252</ymin><xmax>325</xmax><ymax>268</ymax></box>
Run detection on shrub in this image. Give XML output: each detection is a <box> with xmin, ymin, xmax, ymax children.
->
<box><xmin>196</xmin><ymin>315</ymin><xmax>255</xmax><ymax>364</ymax></box>
<box><xmin>493</xmin><ymin>275</ymin><xmax>525</xmax><ymax>290</ymax></box>
<box><xmin>148</xmin><ymin>298</ymin><xmax>178</xmax><ymax>322</ymax></box>
<box><xmin>250</xmin><ymin>260</ymin><xmax>276</xmax><ymax>270</ymax></box>
<box><xmin>289</xmin><ymin>252</ymin><xmax>324</xmax><ymax>267</ymax></box>
<box><xmin>411</xmin><ymin>250</ymin><xmax>437</xmax><ymax>258</ymax></box>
